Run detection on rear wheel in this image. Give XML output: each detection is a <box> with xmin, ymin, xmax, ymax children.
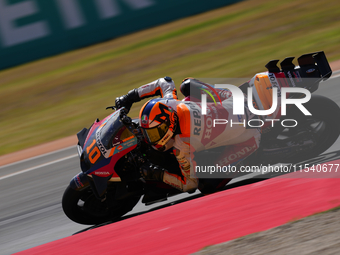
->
<box><xmin>62</xmin><ymin>184</ymin><xmax>141</xmax><ymax>225</ymax></box>
<box><xmin>263</xmin><ymin>95</ymin><xmax>340</xmax><ymax>163</ymax></box>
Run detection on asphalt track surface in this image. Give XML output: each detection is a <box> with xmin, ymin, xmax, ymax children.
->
<box><xmin>1</xmin><ymin>73</ymin><xmax>340</xmax><ymax>255</ymax></box>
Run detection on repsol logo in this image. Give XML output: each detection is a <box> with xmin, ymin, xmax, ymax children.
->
<box><xmin>268</xmin><ymin>72</ymin><xmax>282</xmax><ymax>96</ymax></box>
<box><xmin>96</xmin><ymin>131</ymin><xmax>107</xmax><ymax>156</ymax></box>
<box><xmin>192</xmin><ymin>104</ymin><xmax>201</xmax><ymax>136</ymax></box>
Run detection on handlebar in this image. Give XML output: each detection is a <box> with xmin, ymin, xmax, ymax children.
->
<box><xmin>116</xmin><ymin>107</ymin><xmax>145</xmax><ymax>144</ymax></box>
<box><xmin>119</xmin><ymin>108</ymin><xmax>132</xmax><ymax>125</ymax></box>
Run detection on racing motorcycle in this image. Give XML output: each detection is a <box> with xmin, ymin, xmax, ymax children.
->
<box><xmin>62</xmin><ymin>51</ymin><xmax>340</xmax><ymax>225</ymax></box>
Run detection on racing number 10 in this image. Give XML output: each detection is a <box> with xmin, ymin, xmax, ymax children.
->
<box><xmin>86</xmin><ymin>139</ymin><xmax>101</xmax><ymax>164</ymax></box>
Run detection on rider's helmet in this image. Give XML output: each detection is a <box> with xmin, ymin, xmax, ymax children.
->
<box><xmin>139</xmin><ymin>98</ymin><xmax>178</xmax><ymax>149</ymax></box>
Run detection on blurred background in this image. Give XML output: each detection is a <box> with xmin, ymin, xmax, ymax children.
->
<box><xmin>0</xmin><ymin>0</ymin><xmax>340</xmax><ymax>156</ymax></box>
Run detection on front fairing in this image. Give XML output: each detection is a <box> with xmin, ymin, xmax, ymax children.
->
<box><xmin>80</xmin><ymin>109</ymin><xmax>137</xmax><ymax>182</ymax></box>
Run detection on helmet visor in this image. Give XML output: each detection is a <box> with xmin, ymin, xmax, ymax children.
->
<box><xmin>143</xmin><ymin>122</ymin><xmax>169</xmax><ymax>144</ymax></box>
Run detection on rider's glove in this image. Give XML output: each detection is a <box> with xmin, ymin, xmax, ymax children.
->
<box><xmin>115</xmin><ymin>89</ymin><xmax>141</xmax><ymax>113</ymax></box>
<box><xmin>140</xmin><ymin>163</ymin><xmax>165</xmax><ymax>181</ymax></box>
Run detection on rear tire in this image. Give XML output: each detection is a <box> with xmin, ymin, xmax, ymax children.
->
<box><xmin>264</xmin><ymin>95</ymin><xmax>340</xmax><ymax>163</ymax></box>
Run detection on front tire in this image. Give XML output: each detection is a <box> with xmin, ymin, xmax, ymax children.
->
<box><xmin>62</xmin><ymin>184</ymin><xmax>141</xmax><ymax>225</ymax></box>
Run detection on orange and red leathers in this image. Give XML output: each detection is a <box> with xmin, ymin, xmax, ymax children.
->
<box><xmin>137</xmin><ymin>77</ymin><xmax>260</xmax><ymax>192</ymax></box>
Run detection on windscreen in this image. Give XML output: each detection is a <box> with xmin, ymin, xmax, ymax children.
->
<box><xmin>99</xmin><ymin>111</ymin><xmax>133</xmax><ymax>150</ymax></box>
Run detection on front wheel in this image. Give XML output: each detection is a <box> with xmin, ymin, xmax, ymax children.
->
<box><xmin>62</xmin><ymin>184</ymin><xmax>141</xmax><ymax>225</ymax></box>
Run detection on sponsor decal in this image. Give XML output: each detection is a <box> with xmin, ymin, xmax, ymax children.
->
<box><xmin>117</xmin><ymin>145</ymin><xmax>123</xmax><ymax>151</ymax></box>
<box><xmin>269</xmin><ymin>72</ymin><xmax>282</xmax><ymax>95</ymax></box>
<box><xmin>201</xmin><ymin>104</ymin><xmax>228</xmax><ymax>146</ymax></box>
<box><xmin>124</xmin><ymin>138</ymin><xmax>136</xmax><ymax>147</ymax></box>
<box><xmin>159</xmin><ymin>133</ymin><xmax>171</xmax><ymax>145</ymax></box>
<box><xmin>287</xmin><ymin>71</ymin><xmax>296</xmax><ymax>87</ymax></box>
<box><xmin>94</xmin><ymin>112</ymin><xmax>118</xmax><ymax>157</ymax></box>
<box><xmin>203</xmin><ymin>107</ymin><xmax>215</xmax><ymax>140</ymax></box>
<box><xmin>192</xmin><ymin>103</ymin><xmax>201</xmax><ymax>136</ymax></box>
<box><xmin>306</xmin><ymin>68</ymin><xmax>316</xmax><ymax>74</ymax></box>
<box><xmin>74</xmin><ymin>175</ymin><xmax>84</xmax><ymax>188</ymax></box>
<box><xmin>94</xmin><ymin>171</ymin><xmax>110</xmax><ymax>176</ymax></box>
<box><xmin>219</xmin><ymin>89</ymin><xmax>232</xmax><ymax>100</ymax></box>
<box><xmin>96</xmin><ymin>130</ymin><xmax>107</xmax><ymax>156</ymax></box>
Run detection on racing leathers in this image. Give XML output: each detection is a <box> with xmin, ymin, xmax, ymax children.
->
<box><xmin>117</xmin><ymin>77</ymin><xmax>261</xmax><ymax>192</ymax></box>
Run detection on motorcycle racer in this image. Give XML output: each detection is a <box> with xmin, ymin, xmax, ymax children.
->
<box><xmin>115</xmin><ymin>76</ymin><xmax>261</xmax><ymax>193</ymax></box>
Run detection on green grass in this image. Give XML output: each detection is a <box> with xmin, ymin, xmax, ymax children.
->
<box><xmin>1</xmin><ymin>0</ymin><xmax>340</xmax><ymax>156</ymax></box>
